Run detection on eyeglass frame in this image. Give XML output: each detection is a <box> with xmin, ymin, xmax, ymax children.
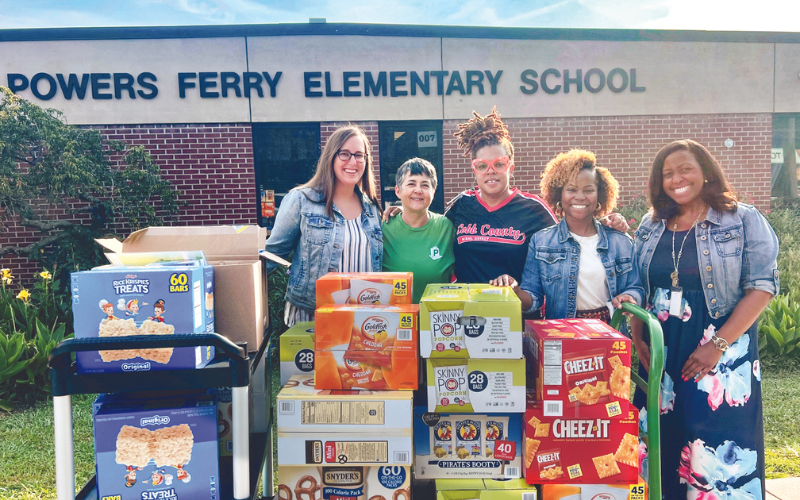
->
<box><xmin>471</xmin><ymin>156</ymin><xmax>513</xmax><ymax>174</ymax></box>
<box><xmin>336</xmin><ymin>150</ymin><xmax>368</xmax><ymax>164</ymax></box>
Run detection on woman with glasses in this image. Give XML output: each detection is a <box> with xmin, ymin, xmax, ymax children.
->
<box><xmin>265</xmin><ymin>125</ymin><xmax>383</xmax><ymax>326</ymax></box>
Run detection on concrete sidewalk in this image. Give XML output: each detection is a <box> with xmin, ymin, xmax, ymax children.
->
<box><xmin>767</xmin><ymin>477</ymin><xmax>800</xmax><ymax>500</ymax></box>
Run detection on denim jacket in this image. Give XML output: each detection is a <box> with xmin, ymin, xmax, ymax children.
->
<box><xmin>265</xmin><ymin>187</ymin><xmax>383</xmax><ymax>313</ymax></box>
<box><xmin>519</xmin><ymin>219</ymin><xmax>644</xmax><ymax>318</ymax></box>
<box><xmin>633</xmin><ymin>203</ymin><xmax>779</xmax><ymax>319</ymax></box>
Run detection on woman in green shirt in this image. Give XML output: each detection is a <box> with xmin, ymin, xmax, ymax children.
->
<box><xmin>382</xmin><ymin>158</ymin><xmax>455</xmax><ymax>302</ymax></box>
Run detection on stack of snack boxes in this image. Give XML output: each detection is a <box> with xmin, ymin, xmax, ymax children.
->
<box><xmin>416</xmin><ymin>284</ymin><xmax>526</xmax><ymax>481</ymax></box>
<box><xmin>277</xmin><ymin>272</ymin><xmax>416</xmax><ymax>499</ymax></box>
<box><xmin>523</xmin><ymin>318</ymin><xmax>646</xmax><ymax>498</ymax></box>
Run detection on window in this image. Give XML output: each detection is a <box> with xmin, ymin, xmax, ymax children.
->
<box><xmin>772</xmin><ymin>115</ymin><xmax>799</xmax><ymax>199</ymax></box>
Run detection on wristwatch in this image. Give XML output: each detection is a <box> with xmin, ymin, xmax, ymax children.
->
<box><xmin>710</xmin><ymin>336</ymin><xmax>729</xmax><ymax>352</ymax></box>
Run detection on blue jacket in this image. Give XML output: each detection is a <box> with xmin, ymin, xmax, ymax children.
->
<box><xmin>633</xmin><ymin>203</ymin><xmax>779</xmax><ymax>319</ymax></box>
<box><xmin>265</xmin><ymin>187</ymin><xmax>383</xmax><ymax>314</ymax></box>
<box><xmin>519</xmin><ymin>218</ymin><xmax>644</xmax><ymax>318</ymax></box>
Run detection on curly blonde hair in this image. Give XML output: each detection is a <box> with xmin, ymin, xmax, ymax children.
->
<box><xmin>540</xmin><ymin>149</ymin><xmax>619</xmax><ymax>217</ymax></box>
<box><xmin>454</xmin><ymin>107</ymin><xmax>514</xmax><ymax>160</ymax></box>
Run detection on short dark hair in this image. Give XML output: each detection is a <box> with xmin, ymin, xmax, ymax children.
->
<box><xmin>395</xmin><ymin>157</ymin><xmax>438</xmax><ymax>190</ymax></box>
<box><xmin>649</xmin><ymin>139</ymin><xmax>737</xmax><ymax>220</ymax></box>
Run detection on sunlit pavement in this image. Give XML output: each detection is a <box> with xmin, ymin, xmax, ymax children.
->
<box><xmin>767</xmin><ymin>477</ymin><xmax>800</xmax><ymax>500</ymax></box>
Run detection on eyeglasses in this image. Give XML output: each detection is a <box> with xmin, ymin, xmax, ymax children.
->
<box><xmin>337</xmin><ymin>150</ymin><xmax>367</xmax><ymax>163</ymax></box>
<box><xmin>471</xmin><ymin>156</ymin><xmax>512</xmax><ymax>174</ymax></box>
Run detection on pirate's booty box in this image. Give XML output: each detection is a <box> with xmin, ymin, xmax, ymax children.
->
<box><xmin>316</xmin><ymin>272</ymin><xmax>414</xmax><ymax>306</ymax></box>
<box><xmin>72</xmin><ymin>264</ymin><xmax>215</xmax><ymax>374</ymax></box>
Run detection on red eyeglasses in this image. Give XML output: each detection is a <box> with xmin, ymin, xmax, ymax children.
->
<box><xmin>471</xmin><ymin>156</ymin><xmax>512</xmax><ymax>174</ymax></box>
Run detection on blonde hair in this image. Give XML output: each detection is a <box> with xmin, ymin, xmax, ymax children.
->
<box><xmin>540</xmin><ymin>149</ymin><xmax>619</xmax><ymax>217</ymax></box>
<box><xmin>300</xmin><ymin>125</ymin><xmax>381</xmax><ymax>218</ymax></box>
<box><xmin>454</xmin><ymin>107</ymin><xmax>514</xmax><ymax>161</ymax></box>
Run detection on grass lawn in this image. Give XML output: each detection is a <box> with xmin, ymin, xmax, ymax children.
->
<box><xmin>1</xmin><ymin>355</ymin><xmax>798</xmax><ymax>499</ymax></box>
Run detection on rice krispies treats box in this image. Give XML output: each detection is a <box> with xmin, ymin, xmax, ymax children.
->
<box><xmin>316</xmin><ymin>272</ymin><xmax>414</xmax><ymax>306</ymax></box>
<box><xmin>524</xmin><ymin>400</ymin><xmax>640</xmax><ymax>485</ymax></box>
<box><xmin>414</xmin><ymin>407</ymin><xmax>523</xmax><ymax>479</ymax></box>
<box><xmin>280</xmin><ymin>321</ymin><xmax>315</xmax><ymax>385</ymax></box>
<box><xmin>426</xmin><ymin>358</ymin><xmax>526</xmax><ymax>413</ymax></box>
<box><xmin>419</xmin><ymin>284</ymin><xmax>522</xmax><ymax>359</ymax></box>
<box><xmin>278</xmin><ymin>465</ymin><xmax>411</xmax><ymax>500</ymax></box>
<box><xmin>94</xmin><ymin>394</ymin><xmax>219</xmax><ymax>500</ymax></box>
<box><xmin>72</xmin><ymin>264</ymin><xmax>215</xmax><ymax>374</ymax></box>
<box><xmin>525</xmin><ymin>319</ymin><xmax>631</xmax><ymax>419</ymax></box>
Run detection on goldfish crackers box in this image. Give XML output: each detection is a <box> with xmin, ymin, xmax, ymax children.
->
<box><xmin>315</xmin><ymin>304</ymin><xmax>419</xmax><ymax>390</ymax></box>
<box><xmin>525</xmin><ymin>319</ymin><xmax>631</xmax><ymax>419</ymax></box>
<box><xmin>316</xmin><ymin>272</ymin><xmax>413</xmax><ymax>306</ymax></box>
<box><xmin>541</xmin><ymin>481</ymin><xmax>647</xmax><ymax>500</ymax></box>
<box><xmin>420</xmin><ymin>284</ymin><xmax>522</xmax><ymax>359</ymax></box>
<box><xmin>524</xmin><ymin>400</ymin><xmax>640</xmax><ymax>485</ymax></box>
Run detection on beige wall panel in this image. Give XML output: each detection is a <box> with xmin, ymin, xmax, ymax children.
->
<box><xmin>441</xmin><ymin>39</ymin><xmax>774</xmax><ymax>119</ymax></box>
<box><xmin>774</xmin><ymin>43</ymin><xmax>800</xmax><ymax>113</ymax></box>
<box><xmin>246</xmin><ymin>35</ymin><xmax>444</xmax><ymax>122</ymax></box>
<box><xmin>0</xmin><ymin>38</ymin><xmax>250</xmax><ymax>124</ymax></box>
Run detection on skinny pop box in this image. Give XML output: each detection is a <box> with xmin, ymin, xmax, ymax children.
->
<box><xmin>316</xmin><ymin>272</ymin><xmax>413</xmax><ymax>306</ymax></box>
<box><xmin>426</xmin><ymin>358</ymin><xmax>526</xmax><ymax>413</ymax></box>
<box><xmin>525</xmin><ymin>319</ymin><xmax>631</xmax><ymax>419</ymax></box>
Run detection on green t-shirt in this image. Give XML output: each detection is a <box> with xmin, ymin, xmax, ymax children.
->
<box><xmin>382</xmin><ymin>212</ymin><xmax>456</xmax><ymax>303</ymax></box>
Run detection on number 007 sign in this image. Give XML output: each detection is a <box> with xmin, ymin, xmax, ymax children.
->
<box><xmin>493</xmin><ymin>440</ymin><xmax>516</xmax><ymax>461</ymax></box>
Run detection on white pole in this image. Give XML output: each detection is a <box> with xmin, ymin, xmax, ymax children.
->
<box><xmin>232</xmin><ymin>385</ymin><xmax>250</xmax><ymax>499</ymax></box>
<box><xmin>53</xmin><ymin>395</ymin><xmax>75</xmax><ymax>500</ymax></box>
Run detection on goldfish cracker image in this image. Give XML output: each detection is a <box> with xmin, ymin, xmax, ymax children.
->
<box><xmin>315</xmin><ymin>350</ymin><xmax>418</xmax><ymax>390</ymax></box>
<box><xmin>316</xmin><ymin>272</ymin><xmax>413</xmax><ymax>307</ymax></box>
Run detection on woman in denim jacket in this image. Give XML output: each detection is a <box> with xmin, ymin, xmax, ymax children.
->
<box><xmin>265</xmin><ymin>125</ymin><xmax>383</xmax><ymax>326</ymax></box>
<box><xmin>631</xmin><ymin>140</ymin><xmax>778</xmax><ymax>500</ymax></box>
<box><xmin>501</xmin><ymin>149</ymin><xmax>644</xmax><ymax>322</ymax></box>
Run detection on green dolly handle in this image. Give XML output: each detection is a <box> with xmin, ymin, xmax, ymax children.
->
<box><xmin>611</xmin><ymin>303</ymin><xmax>664</xmax><ymax>500</ymax></box>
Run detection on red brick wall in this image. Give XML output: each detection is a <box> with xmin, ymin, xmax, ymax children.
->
<box><xmin>321</xmin><ymin>121</ymin><xmax>382</xmax><ymax>206</ymax></box>
<box><xmin>442</xmin><ymin>113</ymin><xmax>773</xmax><ymax>211</ymax></box>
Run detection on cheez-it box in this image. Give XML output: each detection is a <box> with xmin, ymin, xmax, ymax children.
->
<box><xmin>525</xmin><ymin>319</ymin><xmax>631</xmax><ymax>418</ymax></box>
<box><xmin>316</xmin><ymin>272</ymin><xmax>413</xmax><ymax>306</ymax></box>
<box><xmin>524</xmin><ymin>400</ymin><xmax>640</xmax><ymax>485</ymax></box>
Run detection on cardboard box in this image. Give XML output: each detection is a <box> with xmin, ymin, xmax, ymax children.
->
<box><xmin>94</xmin><ymin>394</ymin><xmax>219</xmax><ymax>500</ymax></box>
<box><xmin>277</xmin><ymin>375</ymin><xmax>413</xmax><ymax>434</ymax></box>
<box><xmin>525</xmin><ymin>319</ymin><xmax>631</xmax><ymax>419</ymax></box>
<box><xmin>523</xmin><ymin>402</ymin><xmax>640</xmax><ymax>485</ymax></box>
<box><xmin>97</xmin><ymin>225</ymin><xmax>268</xmax><ymax>348</ymax></box>
<box><xmin>435</xmin><ymin>479</ymin><xmax>538</xmax><ymax>499</ymax></box>
<box><xmin>315</xmin><ymin>349</ymin><xmax>418</xmax><ymax>390</ymax></box>
<box><xmin>314</xmin><ymin>304</ymin><xmax>419</xmax><ymax>359</ymax></box>
<box><xmin>541</xmin><ymin>480</ymin><xmax>647</xmax><ymax>500</ymax></box>
<box><xmin>420</xmin><ymin>284</ymin><xmax>522</xmax><ymax>359</ymax></box>
<box><xmin>277</xmin><ymin>433</ymin><xmax>413</xmax><ymax>466</ymax></box>
<box><xmin>278</xmin><ymin>466</ymin><xmax>411</xmax><ymax>500</ymax></box>
<box><xmin>316</xmin><ymin>272</ymin><xmax>414</xmax><ymax>306</ymax></box>
<box><xmin>415</xmin><ymin>407</ymin><xmax>523</xmax><ymax>479</ymax></box>
<box><xmin>426</xmin><ymin>359</ymin><xmax>526</xmax><ymax>413</ymax></box>
<box><xmin>280</xmin><ymin>321</ymin><xmax>316</xmax><ymax>385</ymax></box>
<box><xmin>72</xmin><ymin>264</ymin><xmax>215</xmax><ymax>374</ymax></box>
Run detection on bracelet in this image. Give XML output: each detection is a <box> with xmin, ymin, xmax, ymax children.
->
<box><xmin>710</xmin><ymin>336</ymin><xmax>729</xmax><ymax>352</ymax></box>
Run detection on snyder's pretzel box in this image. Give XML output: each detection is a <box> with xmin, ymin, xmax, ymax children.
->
<box><xmin>426</xmin><ymin>359</ymin><xmax>526</xmax><ymax>413</ymax></box>
<box><xmin>542</xmin><ymin>480</ymin><xmax>647</xmax><ymax>500</ymax></box>
<box><xmin>278</xmin><ymin>466</ymin><xmax>411</xmax><ymax>500</ymax></box>
<box><xmin>72</xmin><ymin>264</ymin><xmax>215</xmax><ymax>374</ymax></box>
<box><xmin>525</xmin><ymin>319</ymin><xmax>631</xmax><ymax>419</ymax></box>
<box><xmin>523</xmin><ymin>401</ymin><xmax>639</xmax><ymax>485</ymax></box>
<box><xmin>280</xmin><ymin>321</ymin><xmax>315</xmax><ymax>385</ymax></box>
<box><xmin>97</xmin><ymin>225</ymin><xmax>268</xmax><ymax>348</ymax></box>
<box><xmin>94</xmin><ymin>394</ymin><xmax>219</xmax><ymax>500</ymax></box>
<box><xmin>414</xmin><ymin>407</ymin><xmax>523</xmax><ymax>479</ymax></box>
<box><xmin>316</xmin><ymin>272</ymin><xmax>414</xmax><ymax>306</ymax></box>
<box><xmin>420</xmin><ymin>284</ymin><xmax>522</xmax><ymax>359</ymax></box>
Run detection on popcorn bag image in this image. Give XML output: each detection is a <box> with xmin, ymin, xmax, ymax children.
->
<box><xmin>72</xmin><ymin>265</ymin><xmax>215</xmax><ymax>374</ymax></box>
<box><xmin>426</xmin><ymin>359</ymin><xmax>526</xmax><ymax>413</ymax></box>
<box><xmin>525</xmin><ymin>319</ymin><xmax>631</xmax><ymax>419</ymax></box>
<box><xmin>93</xmin><ymin>394</ymin><xmax>219</xmax><ymax>500</ymax></box>
<box><xmin>280</xmin><ymin>321</ymin><xmax>316</xmax><ymax>385</ymax></box>
<box><xmin>316</xmin><ymin>272</ymin><xmax>413</xmax><ymax>306</ymax></box>
<box><xmin>420</xmin><ymin>284</ymin><xmax>522</xmax><ymax>359</ymax></box>
<box><xmin>277</xmin><ymin>465</ymin><xmax>411</xmax><ymax>500</ymax></box>
<box><xmin>524</xmin><ymin>401</ymin><xmax>640</xmax><ymax>485</ymax></box>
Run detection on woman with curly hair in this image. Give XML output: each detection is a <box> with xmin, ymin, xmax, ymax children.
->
<box><xmin>501</xmin><ymin>149</ymin><xmax>644</xmax><ymax>322</ymax></box>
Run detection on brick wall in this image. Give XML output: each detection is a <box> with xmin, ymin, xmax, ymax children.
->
<box><xmin>442</xmin><ymin>113</ymin><xmax>773</xmax><ymax>211</ymax></box>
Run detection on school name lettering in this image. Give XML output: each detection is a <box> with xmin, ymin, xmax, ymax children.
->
<box><xmin>4</xmin><ymin>68</ymin><xmax>645</xmax><ymax>101</ymax></box>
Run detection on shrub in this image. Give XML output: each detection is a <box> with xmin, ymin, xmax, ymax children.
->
<box><xmin>617</xmin><ymin>193</ymin><xmax>651</xmax><ymax>232</ymax></box>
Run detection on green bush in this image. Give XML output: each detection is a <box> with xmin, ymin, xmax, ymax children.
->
<box><xmin>0</xmin><ymin>268</ymin><xmax>72</xmax><ymax>410</ymax></box>
<box><xmin>758</xmin><ymin>292</ymin><xmax>800</xmax><ymax>358</ymax></box>
<box><xmin>616</xmin><ymin>193</ymin><xmax>651</xmax><ymax>233</ymax></box>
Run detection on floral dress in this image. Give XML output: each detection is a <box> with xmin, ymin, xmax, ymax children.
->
<box><xmin>635</xmin><ymin>228</ymin><xmax>764</xmax><ymax>500</ymax></box>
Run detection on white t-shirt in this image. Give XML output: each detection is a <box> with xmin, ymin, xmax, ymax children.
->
<box><xmin>570</xmin><ymin>232</ymin><xmax>610</xmax><ymax>311</ymax></box>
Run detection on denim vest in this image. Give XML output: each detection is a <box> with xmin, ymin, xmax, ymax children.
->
<box><xmin>519</xmin><ymin>219</ymin><xmax>644</xmax><ymax>319</ymax></box>
<box><xmin>265</xmin><ymin>187</ymin><xmax>383</xmax><ymax>313</ymax></box>
<box><xmin>633</xmin><ymin>203</ymin><xmax>779</xmax><ymax>319</ymax></box>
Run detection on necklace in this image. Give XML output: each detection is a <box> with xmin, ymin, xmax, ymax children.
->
<box><xmin>670</xmin><ymin>205</ymin><xmax>706</xmax><ymax>289</ymax></box>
